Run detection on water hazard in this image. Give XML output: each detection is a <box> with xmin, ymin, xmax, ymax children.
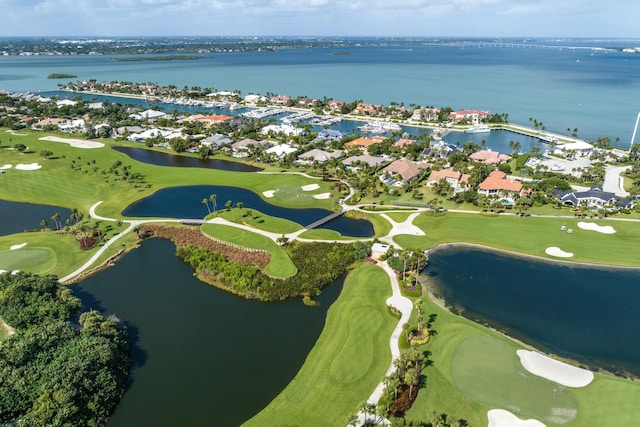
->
<box><xmin>113</xmin><ymin>146</ymin><xmax>262</xmax><ymax>172</ymax></box>
<box><xmin>122</xmin><ymin>185</ymin><xmax>374</xmax><ymax>237</ymax></box>
<box><xmin>426</xmin><ymin>245</ymin><xmax>640</xmax><ymax>378</ymax></box>
<box><xmin>0</xmin><ymin>199</ymin><xmax>73</xmax><ymax>236</ymax></box>
<box><xmin>73</xmin><ymin>238</ymin><xmax>344</xmax><ymax>426</ymax></box>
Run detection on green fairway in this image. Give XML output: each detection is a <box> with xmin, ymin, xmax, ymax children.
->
<box><xmin>453</xmin><ymin>336</ymin><xmax>578</xmax><ymax>424</ymax></box>
<box><xmin>395</xmin><ymin>213</ymin><xmax>640</xmax><ymax>267</ymax></box>
<box><xmin>243</xmin><ymin>265</ymin><xmax>396</xmax><ymax>426</ymax></box>
<box><xmin>214</xmin><ymin>208</ymin><xmax>302</xmax><ymax>234</ymax></box>
<box><xmin>383</xmin><ymin>211</ymin><xmax>415</xmax><ymax>223</ymax></box>
<box><xmin>200</xmin><ymin>223</ymin><xmax>297</xmax><ymax>278</ymax></box>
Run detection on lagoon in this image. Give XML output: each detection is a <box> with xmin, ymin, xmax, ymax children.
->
<box><xmin>0</xmin><ymin>199</ymin><xmax>73</xmax><ymax>236</ymax></box>
<box><xmin>122</xmin><ymin>185</ymin><xmax>375</xmax><ymax>237</ymax></box>
<box><xmin>73</xmin><ymin>238</ymin><xmax>344</xmax><ymax>426</ymax></box>
<box><xmin>426</xmin><ymin>245</ymin><xmax>640</xmax><ymax>378</ymax></box>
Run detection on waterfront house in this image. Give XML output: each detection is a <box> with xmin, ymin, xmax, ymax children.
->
<box><xmin>426</xmin><ymin>168</ymin><xmax>470</xmax><ymax>192</ymax></box>
<box><xmin>478</xmin><ymin>171</ymin><xmax>523</xmax><ymax>199</ymax></box>
<box><xmin>553</xmin><ymin>140</ymin><xmax>594</xmax><ymax>158</ymax></box>
<box><xmin>270</xmin><ymin>95</ymin><xmax>291</xmax><ymax>105</ymax></box>
<box><xmin>381</xmin><ymin>159</ymin><xmax>430</xmax><ymax>186</ymax></box>
<box><xmin>469</xmin><ymin>149</ymin><xmax>511</xmax><ymax>165</ymax></box>
<box><xmin>129</xmin><ymin>109</ymin><xmax>166</xmax><ymax>121</ymax></box>
<box><xmin>448</xmin><ymin>109</ymin><xmax>489</xmax><ymax>122</ymax></box>
<box><xmin>201</xmin><ymin>133</ymin><xmax>233</xmax><ymax>148</ymax></box>
<box><xmin>411</xmin><ymin>108</ymin><xmax>439</xmax><ymax>122</ymax></box>
<box><xmin>394</xmin><ymin>138</ymin><xmax>415</xmax><ymax>147</ymax></box>
<box><xmin>353</xmin><ymin>103</ymin><xmax>382</xmax><ymax>116</ymax></box>
<box><xmin>261</xmin><ymin>124</ymin><xmax>305</xmax><ymax>137</ymax></box>
<box><xmin>328</xmin><ymin>100</ymin><xmax>346</xmax><ymax>112</ymax></box>
<box><xmin>56</xmin><ymin>99</ymin><xmax>77</xmax><ymax>107</ymax></box>
<box><xmin>316</xmin><ymin>129</ymin><xmax>345</xmax><ymax>142</ymax></box>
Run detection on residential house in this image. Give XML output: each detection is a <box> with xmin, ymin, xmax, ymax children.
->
<box><xmin>553</xmin><ymin>140</ymin><xmax>594</xmax><ymax>158</ymax></box>
<box><xmin>129</xmin><ymin>109</ymin><xmax>167</xmax><ymax>121</ymax></box>
<box><xmin>553</xmin><ymin>185</ymin><xmax>634</xmax><ymax>209</ymax></box>
<box><xmin>381</xmin><ymin>159</ymin><xmax>429</xmax><ymax>186</ymax></box>
<box><xmin>353</xmin><ymin>103</ymin><xmax>382</xmax><ymax>116</ymax></box>
<box><xmin>32</xmin><ymin>117</ymin><xmax>64</xmax><ymax>130</ymax></box>
<box><xmin>244</xmin><ymin>94</ymin><xmax>266</xmax><ymax>104</ymax></box>
<box><xmin>266</xmin><ymin>143</ymin><xmax>297</xmax><ymax>158</ymax></box>
<box><xmin>200</xmin><ymin>133</ymin><xmax>232</xmax><ymax>148</ymax></box>
<box><xmin>478</xmin><ymin>171</ymin><xmax>523</xmax><ymax>199</ymax></box>
<box><xmin>270</xmin><ymin>95</ymin><xmax>291</xmax><ymax>105</ymax></box>
<box><xmin>469</xmin><ymin>149</ymin><xmax>511</xmax><ymax>165</ymax></box>
<box><xmin>297</xmin><ymin>149</ymin><xmax>343</xmax><ymax>164</ymax></box>
<box><xmin>127</xmin><ymin>128</ymin><xmax>175</xmax><ymax>142</ymax></box>
<box><xmin>58</xmin><ymin>119</ymin><xmax>86</xmax><ymax>133</ymax></box>
<box><xmin>345</xmin><ymin>136</ymin><xmax>386</xmax><ymax>150</ymax></box>
<box><xmin>394</xmin><ymin>138</ymin><xmax>415</xmax><ymax>148</ymax></box>
<box><xmin>328</xmin><ymin>100</ymin><xmax>346</xmax><ymax>112</ymax></box>
<box><xmin>448</xmin><ymin>109</ymin><xmax>489</xmax><ymax>122</ymax></box>
<box><xmin>342</xmin><ymin>154</ymin><xmax>387</xmax><ymax>169</ymax></box>
<box><xmin>261</xmin><ymin>124</ymin><xmax>305</xmax><ymax>136</ymax></box>
<box><xmin>426</xmin><ymin>168</ymin><xmax>470</xmax><ymax>192</ymax></box>
<box><xmin>231</xmin><ymin>138</ymin><xmax>270</xmax><ymax>157</ymax></box>
<box><xmin>56</xmin><ymin>99</ymin><xmax>77</xmax><ymax>107</ymax></box>
<box><xmin>315</xmin><ymin>129</ymin><xmax>345</xmax><ymax>142</ymax></box>
<box><xmin>411</xmin><ymin>108</ymin><xmax>439</xmax><ymax>122</ymax></box>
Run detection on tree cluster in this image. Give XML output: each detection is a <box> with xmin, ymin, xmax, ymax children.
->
<box><xmin>0</xmin><ymin>273</ymin><xmax>130</xmax><ymax>427</ymax></box>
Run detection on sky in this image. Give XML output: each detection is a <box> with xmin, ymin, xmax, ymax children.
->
<box><xmin>0</xmin><ymin>0</ymin><xmax>639</xmax><ymax>38</ymax></box>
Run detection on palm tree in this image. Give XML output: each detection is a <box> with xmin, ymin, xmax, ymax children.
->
<box><xmin>40</xmin><ymin>219</ymin><xmax>48</xmax><ymax>230</ymax></box>
<box><xmin>225</xmin><ymin>200</ymin><xmax>235</xmax><ymax>220</ymax></box>
<box><xmin>210</xmin><ymin>194</ymin><xmax>217</xmax><ymax>215</ymax></box>
<box><xmin>404</xmin><ymin>367</ymin><xmax>418</xmax><ymax>397</ymax></box>
<box><xmin>202</xmin><ymin>198</ymin><xmax>211</xmax><ymax>215</ymax></box>
<box><xmin>51</xmin><ymin>213</ymin><xmax>61</xmax><ymax>231</ymax></box>
<box><xmin>236</xmin><ymin>201</ymin><xmax>244</xmax><ymax>217</ymax></box>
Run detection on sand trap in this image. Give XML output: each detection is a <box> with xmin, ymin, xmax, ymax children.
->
<box><xmin>262</xmin><ymin>190</ymin><xmax>275</xmax><ymax>198</ymax></box>
<box><xmin>488</xmin><ymin>409</ymin><xmax>546</xmax><ymax>427</ymax></box>
<box><xmin>301</xmin><ymin>183</ymin><xmax>320</xmax><ymax>191</ymax></box>
<box><xmin>11</xmin><ymin>270</ymin><xmax>19</xmax><ymax>275</ymax></box>
<box><xmin>545</xmin><ymin>247</ymin><xmax>573</xmax><ymax>258</ymax></box>
<box><xmin>15</xmin><ymin>163</ymin><xmax>42</xmax><ymax>170</ymax></box>
<box><xmin>0</xmin><ymin>270</ymin><xmax>5</xmax><ymax>275</ymax></box>
<box><xmin>39</xmin><ymin>136</ymin><xmax>105</xmax><ymax>149</ymax></box>
<box><xmin>517</xmin><ymin>350</ymin><xmax>594</xmax><ymax>387</ymax></box>
<box><xmin>577</xmin><ymin>222</ymin><xmax>616</xmax><ymax>234</ymax></box>
<box><xmin>0</xmin><ymin>164</ymin><xmax>12</xmax><ymax>170</ymax></box>
<box><xmin>313</xmin><ymin>192</ymin><xmax>331</xmax><ymax>199</ymax></box>
<box><xmin>10</xmin><ymin>243</ymin><xmax>27</xmax><ymax>250</ymax></box>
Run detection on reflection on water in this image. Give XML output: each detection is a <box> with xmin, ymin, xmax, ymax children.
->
<box><xmin>0</xmin><ymin>199</ymin><xmax>73</xmax><ymax>236</ymax></box>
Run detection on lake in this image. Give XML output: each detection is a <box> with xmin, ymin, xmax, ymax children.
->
<box><xmin>122</xmin><ymin>185</ymin><xmax>375</xmax><ymax>237</ymax></box>
<box><xmin>73</xmin><ymin>238</ymin><xmax>344</xmax><ymax>426</ymax></box>
<box><xmin>426</xmin><ymin>245</ymin><xmax>640</xmax><ymax>378</ymax></box>
<box><xmin>0</xmin><ymin>199</ymin><xmax>73</xmax><ymax>236</ymax></box>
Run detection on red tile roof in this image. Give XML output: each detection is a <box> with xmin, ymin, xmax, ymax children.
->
<box><xmin>479</xmin><ymin>171</ymin><xmax>523</xmax><ymax>192</ymax></box>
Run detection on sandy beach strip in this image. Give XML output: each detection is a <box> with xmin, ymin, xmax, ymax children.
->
<box><xmin>517</xmin><ymin>350</ymin><xmax>594</xmax><ymax>387</ymax></box>
<box><xmin>15</xmin><ymin>163</ymin><xmax>42</xmax><ymax>170</ymax></box>
<box><xmin>488</xmin><ymin>409</ymin><xmax>546</xmax><ymax>427</ymax></box>
<box><xmin>301</xmin><ymin>183</ymin><xmax>320</xmax><ymax>191</ymax></box>
<box><xmin>39</xmin><ymin>136</ymin><xmax>105</xmax><ymax>149</ymax></box>
<box><xmin>10</xmin><ymin>243</ymin><xmax>27</xmax><ymax>250</ymax></box>
<box><xmin>577</xmin><ymin>221</ymin><xmax>616</xmax><ymax>234</ymax></box>
<box><xmin>545</xmin><ymin>247</ymin><xmax>573</xmax><ymax>258</ymax></box>
<box><xmin>262</xmin><ymin>190</ymin><xmax>275</xmax><ymax>198</ymax></box>
<box><xmin>313</xmin><ymin>192</ymin><xmax>331</xmax><ymax>199</ymax></box>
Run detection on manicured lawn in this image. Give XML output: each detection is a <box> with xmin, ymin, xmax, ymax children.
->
<box><xmin>404</xmin><ymin>295</ymin><xmax>640</xmax><ymax>426</ymax></box>
<box><xmin>243</xmin><ymin>265</ymin><xmax>396</xmax><ymax>427</ymax></box>
<box><xmin>0</xmin><ymin>248</ymin><xmax>52</xmax><ymax>271</ymax></box>
<box><xmin>395</xmin><ymin>213</ymin><xmax>640</xmax><ymax>267</ymax></box>
<box><xmin>298</xmin><ymin>228</ymin><xmax>361</xmax><ymax>240</ymax></box>
<box><xmin>384</xmin><ymin>211</ymin><xmax>415</xmax><ymax>223</ymax></box>
<box><xmin>200</xmin><ymin>223</ymin><xmax>297</xmax><ymax>278</ymax></box>
<box><xmin>213</xmin><ymin>208</ymin><xmax>302</xmax><ymax>234</ymax></box>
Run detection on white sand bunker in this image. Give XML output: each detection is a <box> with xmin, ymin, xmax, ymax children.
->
<box><xmin>0</xmin><ymin>164</ymin><xmax>12</xmax><ymax>170</ymax></box>
<box><xmin>262</xmin><ymin>190</ymin><xmax>275</xmax><ymax>198</ymax></box>
<box><xmin>10</xmin><ymin>243</ymin><xmax>27</xmax><ymax>250</ymax></box>
<box><xmin>15</xmin><ymin>163</ymin><xmax>42</xmax><ymax>170</ymax></box>
<box><xmin>517</xmin><ymin>350</ymin><xmax>594</xmax><ymax>387</ymax></box>
<box><xmin>301</xmin><ymin>183</ymin><xmax>320</xmax><ymax>191</ymax></box>
<box><xmin>577</xmin><ymin>221</ymin><xmax>616</xmax><ymax>234</ymax></box>
<box><xmin>545</xmin><ymin>247</ymin><xmax>573</xmax><ymax>258</ymax></box>
<box><xmin>313</xmin><ymin>192</ymin><xmax>331</xmax><ymax>199</ymax></box>
<box><xmin>488</xmin><ymin>409</ymin><xmax>546</xmax><ymax>427</ymax></box>
<box><xmin>39</xmin><ymin>136</ymin><xmax>105</xmax><ymax>149</ymax></box>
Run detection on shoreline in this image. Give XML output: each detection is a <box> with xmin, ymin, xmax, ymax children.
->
<box><xmin>425</xmin><ymin>241</ymin><xmax>640</xmax><ymax>270</ymax></box>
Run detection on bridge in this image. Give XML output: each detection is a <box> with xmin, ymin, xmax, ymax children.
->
<box><xmin>304</xmin><ymin>210</ymin><xmax>346</xmax><ymax>230</ymax></box>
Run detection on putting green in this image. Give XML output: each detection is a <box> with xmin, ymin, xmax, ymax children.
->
<box><xmin>452</xmin><ymin>336</ymin><xmax>579</xmax><ymax>424</ymax></box>
<box><xmin>0</xmin><ymin>248</ymin><xmax>52</xmax><ymax>271</ymax></box>
<box><xmin>273</xmin><ymin>185</ymin><xmax>316</xmax><ymax>203</ymax></box>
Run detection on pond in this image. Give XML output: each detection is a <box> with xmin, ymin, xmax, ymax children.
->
<box><xmin>122</xmin><ymin>185</ymin><xmax>374</xmax><ymax>237</ymax></box>
<box><xmin>0</xmin><ymin>199</ymin><xmax>73</xmax><ymax>236</ymax></box>
<box><xmin>113</xmin><ymin>146</ymin><xmax>263</xmax><ymax>172</ymax></box>
<box><xmin>426</xmin><ymin>245</ymin><xmax>640</xmax><ymax>378</ymax></box>
<box><xmin>73</xmin><ymin>238</ymin><xmax>344</xmax><ymax>426</ymax></box>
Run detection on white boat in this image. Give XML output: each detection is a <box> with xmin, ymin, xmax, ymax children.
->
<box><xmin>464</xmin><ymin>118</ymin><xmax>491</xmax><ymax>134</ymax></box>
<box><xmin>358</xmin><ymin>121</ymin><xmax>402</xmax><ymax>133</ymax></box>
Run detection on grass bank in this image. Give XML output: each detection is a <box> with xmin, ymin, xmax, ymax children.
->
<box><xmin>395</xmin><ymin>213</ymin><xmax>640</xmax><ymax>267</ymax></box>
<box><xmin>200</xmin><ymin>223</ymin><xmax>297</xmax><ymax>278</ymax></box>
<box><xmin>243</xmin><ymin>264</ymin><xmax>396</xmax><ymax>426</ymax></box>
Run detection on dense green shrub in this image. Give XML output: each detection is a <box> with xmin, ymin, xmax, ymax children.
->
<box><xmin>0</xmin><ymin>273</ymin><xmax>130</xmax><ymax>427</ymax></box>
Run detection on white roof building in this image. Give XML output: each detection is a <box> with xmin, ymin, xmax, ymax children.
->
<box><xmin>261</xmin><ymin>124</ymin><xmax>305</xmax><ymax>136</ymax></box>
<box><xmin>129</xmin><ymin>109</ymin><xmax>167</xmax><ymax>121</ymax></box>
<box><xmin>266</xmin><ymin>143</ymin><xmax>297</xmax><ymax>157</ymax></box>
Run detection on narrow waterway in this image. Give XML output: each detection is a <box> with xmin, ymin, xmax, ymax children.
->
<box><xmin>73</xmin><ymin>238</ymin><xmax>344</xmax><ymax>426</ymax></box>
<box><xmin>426</xmin><ymin>245</ymin><xmax>640</xmax><ymax>378</ymax></box>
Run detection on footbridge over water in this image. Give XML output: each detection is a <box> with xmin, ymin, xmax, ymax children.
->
<box><xmin>304</xmin><ymin>210</ymin><xmax>346</xmax><ymax>230</ymax></box>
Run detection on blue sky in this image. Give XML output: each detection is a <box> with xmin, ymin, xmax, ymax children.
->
<box><xmin>1</xmin><ymin>0</ymin><xmax>639</xmax><ymax>38</ymax></box>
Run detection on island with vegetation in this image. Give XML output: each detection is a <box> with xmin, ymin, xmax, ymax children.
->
<box><xmin>0</xmin><ymin>82</ymin><xmax>639</xmax><ymax>426</ymax></box>
<box><xmin>47</xmin><ymin>73</ymin><xmax>77</xmax><ymax>79</ymax></box>
<box><xmin>111</xmin><ymin>55</ymin><xmax>205</xmax><ymax>62</ymax></box>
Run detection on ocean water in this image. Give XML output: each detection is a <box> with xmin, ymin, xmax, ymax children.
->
<box><xmin>1</xmin><ymin>39</ymin><xmax>639</xmax><ymax>146</ymax></box>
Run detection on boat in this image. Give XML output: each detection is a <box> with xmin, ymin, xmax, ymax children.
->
<box><xmin>464</xmin><ymin>118</ymin><xmax>491</xmax><ymax>134</ymax></box>
<box><xmin>358</xmin><ymin>121</ymin><xmax>402</xmax><ymax>134</ymax></box>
